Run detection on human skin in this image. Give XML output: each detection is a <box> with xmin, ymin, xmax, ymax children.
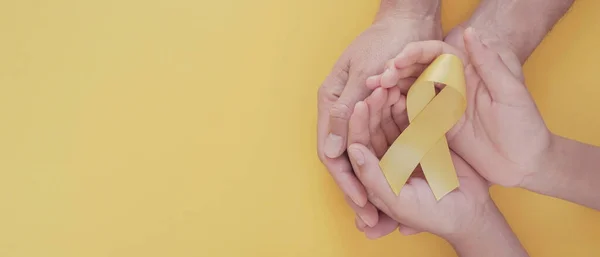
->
<box><xmin>317</xmin><ymin>0</ymin><xmax>442</xmax><ymax>230</ymax></box>
<box><xmin>444</xmin><ymin>0</ymin><xmax>575</xmax><ymax>65</ymax></box>
<box><xmin>318</xmin><ymin>0</ymin><xmax>574</xmax><ymax>237</ymax></box>
<box><xmin>366</xmin><ymin>27</ymin><xmax>600</xmax><ymax>246</ymax></box>
<box><xmin>345</xmin><ymin>31</ymin><xmax>530</xmax><ymax>256</ymax></box>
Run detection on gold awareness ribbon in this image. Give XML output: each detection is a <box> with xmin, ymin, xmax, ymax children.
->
<box><xmin>379</xmin><ymin>54</ymin><xmax>466</xmax><ymax>200</ymax></box>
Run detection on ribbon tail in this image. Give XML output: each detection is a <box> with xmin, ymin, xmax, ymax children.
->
<box><xmin>380</xmin><ymin>147</ymin><xmax>419</xmax><ymax>195</ymax></box>
<box><xmin>420</xmin><ymin>136</ymin><xmax>460</xmax><ymax>200</ymax></box>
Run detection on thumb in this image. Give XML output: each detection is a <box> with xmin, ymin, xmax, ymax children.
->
<box><xmin>347</xmin><ymin>143</ymin><xmax>418</xmax><ymax>218</ymax></box>
<box><xmin>463</xmin><ymin>28</ymin><xmax>530</xmax><ymax>105</ymax></box>
<box><xmin>347</xmin><ymin>144</ymin><xmax>396</xmax><ymax>206</ymax></box>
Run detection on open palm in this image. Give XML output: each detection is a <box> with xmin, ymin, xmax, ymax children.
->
<box><xmin>366</xmin><ymin>29</ymin><xmax>552</xmax><ymax>188</ymax></box>
<box><xmin>347</xmin><ymin>85</ymin><xmax>490</xmax><ymax>238</ymax></box>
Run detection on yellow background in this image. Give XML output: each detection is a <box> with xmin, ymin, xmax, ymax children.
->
<box><xmin>1</xmin><ymin>0</ymin><xmax>600</xmax><ymax>256</ymax></box>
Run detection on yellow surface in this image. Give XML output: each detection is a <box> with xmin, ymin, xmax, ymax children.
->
<box><xmin>381</xmin><ymin>54</ymin><xmax>465</xmax><ymax>199</ymax></box>
<box><xmin>1</xmin><ymin>0</ymin><xmax>600</xmax><ymax>256</ymax></box>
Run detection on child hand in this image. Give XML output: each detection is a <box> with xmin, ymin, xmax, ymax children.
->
<box><xmin>346</xmin><ymin>86</ymin><xmax>491</xmax><ymax>239</ymax></box>
<box><xmin>366</xmin><ymin>28</ymin><xmax>552</xmax><ymax>188</ymax></box>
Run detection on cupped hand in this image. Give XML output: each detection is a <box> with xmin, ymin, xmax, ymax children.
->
<box><xmin>317</xmin><ymin>15</ymin><xmax>441</xmax><ymax>233</ymax></box>
<box><xmin>367</xmin><ymin>28</ymin><xmax>552</xmax><ymax>188</ymax></box>
<box><xmin>346</xmin><ymin>86</ymin><xmax>491</xmax><ymax>240</ymax></box>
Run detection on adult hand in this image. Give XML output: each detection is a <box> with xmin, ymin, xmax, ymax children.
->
<box><xmin>317</xmin><ymin>2</ymin><xmax>441</xmax><ymax>232</ymax></box>
<box><xmin>444</xmin><ymin>25</ymin><xmax>522</xmax><ymax>82</ymax></box>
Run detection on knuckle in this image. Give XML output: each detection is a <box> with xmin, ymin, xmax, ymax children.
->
<box><xmin>318</xmin><ymin>85</ymin><xmax>342</xmax><ymax>109</ymax></box>
<box><xmin>331</xmin><ymin>66</ymin><xmax>349</xmax><ymax>84</ymax></box>
<box><xmin>320</xmin><ymin>81</ymin><xmax>344</xmax><ymax>99</ymax></box>
<box><xmin>329</xmin><ymin>102</ymin><xmax>353</xmax><ymax>121</ymax></box>
<box><xmin>351</xmin><ymin>65</ymin><xmax>379</xmax><ymax>80</ymax></box>
<box><xmin>351</xmin><ymin>69</ymin><xmax>368</xmax><ymax>80</ymax></box>
<box><xmin>317</xmin><ymin>83</ymin><xmax>326</xmax><ymax>96</ymax></box>
<box><xmin>319</xmin><ymin>68</ymin><xmax>349</xmax><ymax>100</ymax></box>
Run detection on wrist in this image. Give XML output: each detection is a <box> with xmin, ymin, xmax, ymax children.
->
<box><xmin>445</xmin><ymin>25</ymin><xmax>522</xmax><ymax>80</ymax></box>
<box><xmin>444</xmin><ymin>199</ymin><xmax>499</xmax><ymax>245</ymax></box>
<box><xmin>520</xmin><ymin>133</ymin><xmax>565</xmax><ymax>194</ymax></box>
<box><xmin>521</xmin><ymin>133</ymin><xmax>600</xmax><ymax>210</ymax></box>
<box><xmin>447</xmin><ymin>201</ymin><xmax>528</xmax><ymax>257</ymax></box>
<box><xmin>376</xmin><ymin>0</ymin><xmax>440</xmax><ymax>23</ymax></box>
<box><xmin>457</xmin><ymin>0</ymin><xmax>573</xmax><ymax>63</ymax></box>
<box><xmin>374</xmin><ymin>0</ymin><xmax>442</xmax><ymax>40</ymax></box>
<box><xmin>457</xmin><ymin>0</ymin><xmax>522</xmax><ymax>59</ymax></box>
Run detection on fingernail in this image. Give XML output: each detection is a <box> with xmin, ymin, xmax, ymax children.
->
<box><xmin>348</xmin><ymin>147</ymin><xmax>365</xmax><ymax>166</ymax></box>
<box><xmin>350</xmin><ymin>193</ymin><xmax>363</xmax><ymax>207</ymax></box>
<box><xmin>356</xmin><ymin>215</ymin><xmax>367</xmax><ymax>229</ymax></box>
<box><xmin>324</xmin><ymin>134</ymin><xmax>343</xmax><ymax>158</ymax></box>
<box><xmin>365</xmin><ymin>230</ymin><xmax>380</xmax><ymax>240</ymax></box>
<box><xmin>358</xmin><ymin>213</ymin><xmax>375</xmax><ymax>227</ymax></box>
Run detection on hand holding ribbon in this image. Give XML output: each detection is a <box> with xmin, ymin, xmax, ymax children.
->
<box><xmin>380</xmin><ymin>54</ymin><xmax>466</xmax><ymax>200</ymax></box>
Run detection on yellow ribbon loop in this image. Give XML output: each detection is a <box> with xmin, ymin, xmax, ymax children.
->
<box><xmin>379</xmin><ymin>54</ymin><xmax>466</xmax><ymax>200</ymax></box>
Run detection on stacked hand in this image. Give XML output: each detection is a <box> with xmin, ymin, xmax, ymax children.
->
<box><xmin>367</xmin><ymin>28</ymin><xmax>551</xmax><ymax>189</ymax></box>
<box><xmin>317</xmin><ymin>9</ymin><xmax>442</xmax><ymax>235</ymax></box>
<box><xmin>344</xmin><ymin>27</ymin><xmax>552</xmax><ymax>246</ymax></box>
<box><xmin>346</xmin><ymin>78</ymin><xmax>490</xmax><ymax>240</ymax></box>
<box><xmin>317</xmin><ymin>1</ymin><xmax>578</xmax><ymax>256</ymax></box>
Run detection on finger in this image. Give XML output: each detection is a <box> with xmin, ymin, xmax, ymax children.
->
<box><xmin>396</xmin><ymin>78</ymin><xmax>417</xmax><ymax>94</ymax></box>
<box><xmin>364</xmin><ymin>213</ymin><xmax>399</xmax><ymax>239</ymax></box>
<box><xmin>379</xmin><ymin>59</ymin><xmax>399</xmax><ymax>88</ymax></box>
<box><xmin>347</xmin><ymin>143</ymin><xmax>419</xmax><ymax>218</ymax></box>
<box><xmin>386</xmin><ymin>86</ymin><xmax>402</xmax><ymax>107</ymax></box>
<box><xmin>325</xmin><ymin>73</ymin><xmax>372</xmax><ymax>158</ymax></box>
<box><xmin>394</xmin><ymin>41</ymin><xmax>467</xmax><ymax>69</ymax></box>
<box><xmin>368</xmin><ymin>74</ymin><xmax>420</xmax><ymax>92</ymax></box>
<box><xmin>381</xmin><ymin>107</ymin><xmax>400</xmax><ymax>146</ymax></box>
<box><xmin>348</xmin><ymin>101</ymin><xmax>376</xmax><ymax>187</ymax></box>
<box><xmin>381</xmin><ymin>64</ymin><xmax>427</xmax><ymax>88</ymax></box>
<box><xmin>366</xmin><ymin>74</ymin><xmax>382</xmax><ymax>90</ymax></box>
<box><xmin>345</xmin><ymin>196</ymin><xmax>379</xmax><ymax>228</ymax></box>
<box><xmin>463</xmin><ymin>28</ymin><xmax>530</xmax><ymax>104</ymax></box>
<box><xmin>318</xmin><ymin>71</ymin><xmax>347</xmax><ymax>160</ymax></box>
<box><xmin>355</xmin><ymin>216</ymin><xmax>367</xmax><ymax>232</ymax></box>
<box><xmin>381</xmin><ymin>107</ymin><xmax>399</xmax><ymax>145</ymax></box>
<box><xmin>323</xmin><ymin>155</ymin><xmax>369</xmax><ymax>207</ymax></box>
<box><xmin>348</xmin><ymin>101</ymin><xmax>371</xmax><ymax>148</ymax></box>
<box><xmin>365</xmin><ymin>88</ymin><xmax>388</xmax><ymax>158</ymax></box>
<box><xmin>391</xmin><ymin>94</ymin><xmax>408</xmax><ymax>132</ymax></box>
<box><xmin>381</xmin><ymin>87</ymin><xmax>401</xmax><ymax>145</ymax></box>
<box><xmin>318</xmin><ymin>78</ymin><xmax>369</xmax><ymax>207</ymax></box>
